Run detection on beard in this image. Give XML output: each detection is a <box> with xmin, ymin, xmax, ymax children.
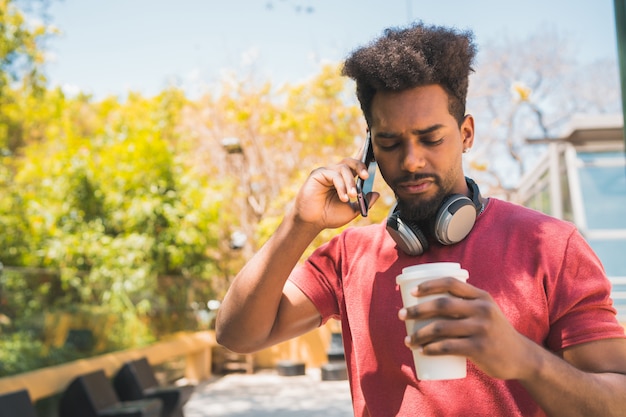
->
<box><xmin>394</xmin><ymin>173</ymin><xmax>453</xmax><ymax>223</ymax></box>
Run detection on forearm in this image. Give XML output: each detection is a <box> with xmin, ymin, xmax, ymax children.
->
<box><xmin>519</xmin><ymin>346</ymin><xmax>626</xmax><ymax>417</ymax></box>
<box><xmin>215</xmin><ymin>210</ymin><xmax>321</xmax><ymax>352</ymax></box>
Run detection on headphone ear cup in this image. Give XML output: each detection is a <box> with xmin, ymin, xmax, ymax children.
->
<box><xmin>386</xmin><ymin>208</ymin><xmax>429</xmax><ymax>256</ymax></box>
<box><xmin>434</xmin><ymin>194</ymin><xmax>477</xmax><ymax>245</ymax></box>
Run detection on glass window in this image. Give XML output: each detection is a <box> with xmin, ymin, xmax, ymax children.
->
<box><xmin>578</xmin><ymin>152</ymin><xmax>626</xmax><ymax>229</ymax></box>
<box><xmin>587</xmin><ymin>239</ymin><xmax>626</xmax><ymax>277</ymax></box>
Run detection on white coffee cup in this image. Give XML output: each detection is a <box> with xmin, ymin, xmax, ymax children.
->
<box><xmin>396</xmin><ymin>262</ymin><xmax>469</xmax><ymax>380</ymax></box>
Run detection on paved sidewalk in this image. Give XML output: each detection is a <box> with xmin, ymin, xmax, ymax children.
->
<box><xmin>184</xmin><ymin>368</ymin><xmax>353</xmax><ymax>417</ymax></box>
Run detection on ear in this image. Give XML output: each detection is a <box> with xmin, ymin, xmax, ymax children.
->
<box><xmin>460</xmin><ymin>114</ymin><xmax>475</xmax><ymax>150</ymax></box>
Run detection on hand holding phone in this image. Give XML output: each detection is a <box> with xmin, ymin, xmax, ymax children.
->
<box><xmin>356</xmin><ymin>133</ymin><xmax>376</xmax><ymax>217</ymax></box>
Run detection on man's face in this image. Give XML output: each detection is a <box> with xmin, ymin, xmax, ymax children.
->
<box><xmin>370</xmin><ymin>85</ymin><xmax>474</xmax><ymax>222</ymax></box>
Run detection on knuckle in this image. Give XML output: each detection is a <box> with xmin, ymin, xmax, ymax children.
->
<box><xmin>470</xmin><ymin>337</ymin><xmax>487</xmax><ymax>353</ymax></box>
<box><xmin>431</xmin><ymin>321</ymin><xmax>444</xmax><ymax>336</ymax></box>
<box><xmin>406</xmin><ymin>305</ymin><xmax>420</xmax><ymax>317</ymax></box>
<box><xmin>475</xmin><ymin>301</ymin><xmax>495</xmax><ymax>317</ymax></box>
<box><xmin>425</xmin><ymin>340</ymin><xmax>452</xmax><ymax>355</ymax></box>
<box><xmin>439</xmin><ymin>342</ymin><xmax>452</xmax><ymax>354</ymax></box>
<box><xmin>434</xmin><ymin>296</ymin><xmax>452</xmax><ymax>310</ymax></box>
<box><xmin>444</xmin><ymin>277</ymin><xmax>458</xmax><ymax>286</ymax></box>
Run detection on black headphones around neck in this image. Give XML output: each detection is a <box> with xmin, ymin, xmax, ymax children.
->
<box><xmin>386</xmin><ymin>177</ymin><xmax>483</xmax><ymax>256</ymax></box>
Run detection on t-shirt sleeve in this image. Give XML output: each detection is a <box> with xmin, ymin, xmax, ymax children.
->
<box><xmin>288</xmin><ymin>236</ymin><xmax>344</xmax><ymax>325</ymax></box>
<box><xmin>546</xmin><ymin>228</ymin><xmax>625</xmax><ymax>351</ymax></box>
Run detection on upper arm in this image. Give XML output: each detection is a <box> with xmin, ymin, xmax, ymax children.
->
<box><xmin>263</xmin><ymin>280</ymin><xmax>323</xmax><ymax>348</ymax></box>
<box><xmin>561</xmin><ymin>338</ymin><xmax>626</xmax><ymax>374</ymax></box>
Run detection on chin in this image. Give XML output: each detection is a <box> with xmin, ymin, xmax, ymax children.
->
<box><xmin>396</xmin><ymin>195</ymin><xmax>442</xmax><ymax>222</ymax></box>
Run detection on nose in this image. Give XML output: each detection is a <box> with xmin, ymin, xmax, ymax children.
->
<box><xmin>401</xmin><ymin>142</ymin><xmax>426</xmax><ymax>172</ymax></box>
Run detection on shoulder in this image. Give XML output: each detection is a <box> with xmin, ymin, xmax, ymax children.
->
<box><xmin>327</xmin><ymin>222</ymin><xmax>391</xmax><ymax>252</ymax></box>
<box><xmin>484</xmin><ymin>198</ymin><xmax>577</xmax><ymax>232</ymax></box>
<box><xmin>479</xmin><ymin>198</ymin><xmax>582</xmax><ymax>253</ymax></box>
<box><xmin>309</xmin><ymin>221</ymin><xmax>395</xmax><ymax>264</ymax></box>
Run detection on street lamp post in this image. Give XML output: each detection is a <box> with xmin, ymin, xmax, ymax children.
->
<box><xmin>221</xmin><ymin>137</ymin><xmax>253</xmax><ymax>259</ymax></box>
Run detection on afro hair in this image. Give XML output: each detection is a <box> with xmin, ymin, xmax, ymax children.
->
<box><xmin>342</xmin><ymin>22</ymin><xmax>477</xmax><ymax>126</ymax></box>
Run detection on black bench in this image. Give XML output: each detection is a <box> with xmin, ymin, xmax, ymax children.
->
<box><xmin>113</xmin><ymin>358</ymin><xmax>194</xmax><ymax>417</ymax></box>
<box><xmin>321</xmin><ymin>332</ymin><xmax>348</xmax><ymax>381</ymax></box>
<box><xmin>0</xmin><ymin>389</ymin><xmax>38</xmax><ymax>417</ymax></box>
<box><xmin>59</xmin><ymin>369</ymin><xmax>162</xmax><ymax>417</ymax></box>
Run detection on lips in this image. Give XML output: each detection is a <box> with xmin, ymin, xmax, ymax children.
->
<box><xmin>395</xmin><ymin>177</ymin><xmax>435</xmax><ymax>195</ymax></box>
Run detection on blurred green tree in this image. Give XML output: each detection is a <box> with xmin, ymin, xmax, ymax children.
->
<box><xmin>0</xmin><ymin>0</ymin><xmax>55</xmax><ymax>154</ymax></box>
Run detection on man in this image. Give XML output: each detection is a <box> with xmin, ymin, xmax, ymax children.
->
<box><xmin>216</xmin><ymin>23</ymin><xmax>626</xmax><ymax>416</ymax></box>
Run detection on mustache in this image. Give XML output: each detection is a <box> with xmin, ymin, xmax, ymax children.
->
<box><xmin>392</xmin><ymin>173</ymin><xmax>440</xmax><ymax>187</ymax></box>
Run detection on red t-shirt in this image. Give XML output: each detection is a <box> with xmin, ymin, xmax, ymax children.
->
<box><xmin>289</xmin><ymin>198</ymin><xmax>625</xmax><ymax>417</ymax></box>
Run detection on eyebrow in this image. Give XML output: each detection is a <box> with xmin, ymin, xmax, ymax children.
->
<box><xmin>412</xmin><ymin>124</ymin><xmax>445</xmax><ymax>135</ymax></box>
<box><xmin>377</xmin><ymin>124</ymin><xmax>445</xmax><ymax>138</ymax></box>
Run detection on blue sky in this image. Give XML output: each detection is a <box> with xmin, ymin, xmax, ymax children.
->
<box><xmin>45</xmin><ymin>0</ymin><xmax>619</xmax><ymax>99</ymax></box>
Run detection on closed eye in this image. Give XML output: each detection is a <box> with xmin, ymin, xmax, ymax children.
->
<box><xmin>422</xmin><ymin>138</ymin><xmax>444</xmax><ymax>146</ymax></box>
<box><xmin>375</xmin><ymin>135</ymin><xmax>400</xmax><ymax>150</ymax></box>
<box><xmin>378</xmin><ymin>142</ymin><xmax>400</xmax><ymax>150</ymax></box>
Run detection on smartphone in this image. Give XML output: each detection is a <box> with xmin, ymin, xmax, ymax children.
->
<box><xmin>356</xmin><ymin>133</ymin><xmax>377</xmax><ymax>217</ymax></box>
